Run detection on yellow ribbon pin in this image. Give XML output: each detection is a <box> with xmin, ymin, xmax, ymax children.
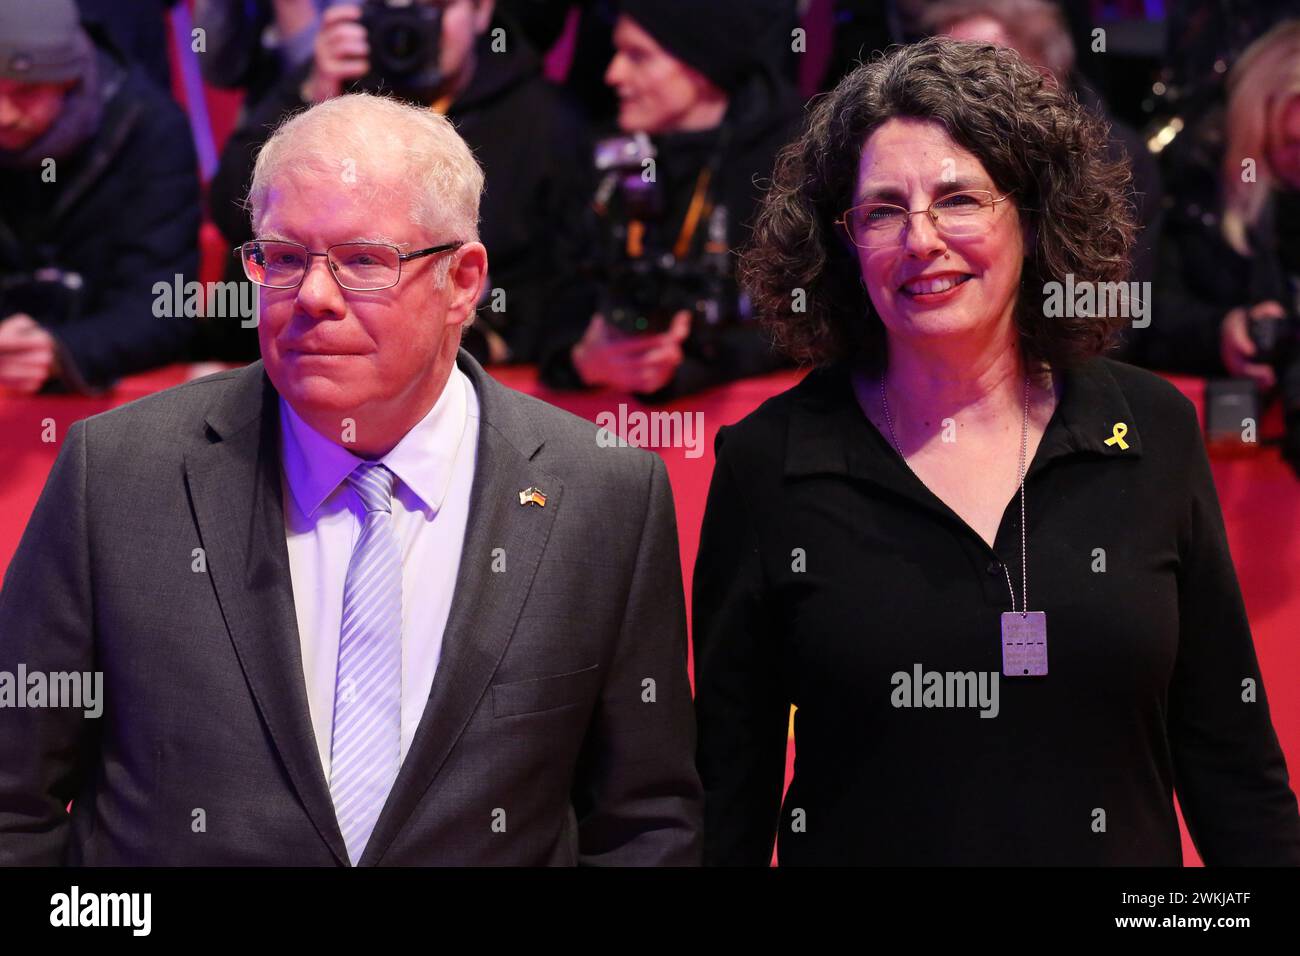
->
<box><xmin>1104</xmin><ymin>422</ymin><xmax>1129</xmax><ymax>450</ymax></box>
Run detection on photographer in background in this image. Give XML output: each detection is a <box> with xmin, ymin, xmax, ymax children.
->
<box><xmin>1220</xmin><ymin>21</ymin><xmax>1300</xmax><ymax>473</ymax></box>
<box><xmin>0</xmin><ymin>0</ymin><xmax>199</xmax><ymax>394</ymax></box>
<box><xmin>207</xmin><ymin>0</ymin><xmax>590</xmax><ymax>365</ymax></box>
<box><xmin>194</xmin><ymin>0</ymin><xmax>348</xmax><ymax>111</ymax></box>
<box><xmin>194</xmin><ymin>0</ymin><xmax>570</xmax><ymax>111</ymax></box>
<box><xmin>1150</xmin><ymin>21</ymin><xmax>1300</xmax><ymax>474</ymax></box>
<box><xmin>540</xmin><ymin>0</ymin><xmax>802</xmax><ymax>400</ymax></box>
<box><xmin>1218</xmin><ymin>24</ymin><xmax>1300</xmax><ymax>384</ymax></box>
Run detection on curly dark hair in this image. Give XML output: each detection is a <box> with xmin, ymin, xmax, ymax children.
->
<box><xmin>740</xmin><ymin>36</ymin><xmax>1137</xmax><ymax>369</ymax></box>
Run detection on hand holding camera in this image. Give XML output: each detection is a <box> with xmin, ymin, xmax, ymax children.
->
<box><xmin>302</xmin><ymin>1</ymin><xmax>448</xmax><ymax>105</ymax></box>
<box><xmin>0</xmin><ymin>314</ymin><xmax>58</xmax><ymax>395</ymax></box>
<box><xmin>302</xmin><ymin>4</ymin><xmax>368</xmax><ymax>105</ymax></box>
<box><xmin>1220</xmin><ymin>300</ymin><xmax>1287</xmax><ymax>390</ymax></box>
<box><xmin>572</xmin><ymin>310</ymin><xmax>692</xmax><ymax>394</ymax></box>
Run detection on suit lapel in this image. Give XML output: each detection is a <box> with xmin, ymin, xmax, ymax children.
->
<box><xmin>358</xmin><ymin>351</ymin><xmax>562</xmax><ymax>865</ymax></box>
<box><xmin>184</xmin><ymin>363</ymin><xmax>349</xmax><ymax>866</ymax></box>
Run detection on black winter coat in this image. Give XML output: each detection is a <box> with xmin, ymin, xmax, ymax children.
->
<box><xmin>0</xmin><ymin>50</ymin><xmax>200</xmax><ymax>392</ymax></box>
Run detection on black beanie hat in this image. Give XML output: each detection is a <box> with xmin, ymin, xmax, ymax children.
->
<box><xmin>617</xmin><ymin>0</ymin><xmax>788</xmax><ymax>94</ymax></box>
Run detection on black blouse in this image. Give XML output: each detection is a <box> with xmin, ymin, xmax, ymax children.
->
<box><xmin>692</xmin><ymin>356</ymin><xmax>1300</xmax><ymax>865</ymax></box>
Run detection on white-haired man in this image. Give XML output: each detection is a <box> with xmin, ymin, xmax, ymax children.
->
<box><xmin>0</xmin><ymin>93</ymin><xmax>703</xmax><ymax>866</ymax></box>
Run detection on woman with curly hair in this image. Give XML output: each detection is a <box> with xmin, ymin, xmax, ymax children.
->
<box><xmin>692</xmin><ymin>37</ymin><xmax>1300</xmax><ymax>865</ymax></box>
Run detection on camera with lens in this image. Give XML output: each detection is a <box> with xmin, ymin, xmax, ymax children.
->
<box><xmin>356</xmin><ymin>0</ymin><xmax>445</xmax><ymax>99</ymax></box>
<box><xmin>588</xmin><ymin>133</ymin><xmax>737</xmax><ymax>337</ymax></box>
<box><xmin>0</xmin><ymin>267</ymin><xmax>84</xmax><ymax>328</ymax></box>
<box><xmin>1246</xmin><ymin>306</ymin><xmax>1300</xmax><ymax>367</ymax></box>
<box><xmin>600</xmin><ymin>252</ymin><xmax>725</xmax><ymax>336</ymax></box>
<box><xmin>1246</xmin><ymin>278</ymin><xmax>1300</xmax><ymax>472</ymax></box>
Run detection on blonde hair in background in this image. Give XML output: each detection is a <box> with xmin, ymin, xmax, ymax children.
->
<box><xmin>1222</xmin><ymin>20</ymin><xmax>1300</xmax><ymax>256</ymax></box>
<box><xmin>246</xmin><ymin>93</ymin><xmax>485</xmax><ymax>280</ymax></box>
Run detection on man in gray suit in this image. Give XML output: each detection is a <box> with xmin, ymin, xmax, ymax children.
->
<box><xmin>0</xmin><ymin>93</ymin><xmax>702</xmax><ymax>866</ymax></box>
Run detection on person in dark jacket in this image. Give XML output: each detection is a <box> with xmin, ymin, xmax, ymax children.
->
<box><xmin>1138</xmin><ymin>3</ymin><xmax>1298</xmax><ymax>375</ymax></box>
<box><xmin>1147</xmin><ymin>22</ymin><xmax>1300</xmax><ymax>381</ymax></box>
<box><xmin>695</xmin><ymin>38</ymin><xmax>1300</xmax><ymax>866</ymax></box>
<box><xmin>538</xmin><ymin>0</ymin><xmax>802</xmax><ymax>401</ymax></box>
<box><xmin>205</xmin><ymin>0</ymin><xmax>591</xmax><ymax>365</ymax></box>
<box><xmin>1146</xmin><ymin>21</ymin><xmax>1300</xmax><ymax>474</ymax></box>
<box><xmin>0</xmin><ymin>0</ymin><xmax>200</xmax><ymax>394</ymax></box>
<box><xmin>192</xmin><ymin>0</ymin><xmax>578</xmax><ymax>111</ymax></box>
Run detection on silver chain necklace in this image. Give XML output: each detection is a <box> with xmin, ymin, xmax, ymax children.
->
<box><xmin>877</xmin><ymin>369</ymin><xmax>1048</xmax><ymax>676</ymax></box>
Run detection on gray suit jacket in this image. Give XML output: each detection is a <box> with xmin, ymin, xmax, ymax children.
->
<box><xmin>0</xmin><ymin>350</ymin><xmax>702</xmax><ymax>865</ymax></box>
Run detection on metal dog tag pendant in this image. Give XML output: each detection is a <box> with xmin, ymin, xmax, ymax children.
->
<box><xmin>1001</xmin><ymin>611</ymin><xmax>1048</xmax><ymax>677</ymax></box>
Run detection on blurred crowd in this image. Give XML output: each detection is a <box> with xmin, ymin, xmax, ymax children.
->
<box><xmin>1</xmin><ymin>0</ymin><xmax>1299</xmax><ymax>419</ymax></box>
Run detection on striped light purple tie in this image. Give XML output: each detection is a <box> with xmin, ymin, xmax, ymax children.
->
<box><xmin>330</xmin><ymin>462</ymin><xmax>403</xmax><ymax>865</ymax></box>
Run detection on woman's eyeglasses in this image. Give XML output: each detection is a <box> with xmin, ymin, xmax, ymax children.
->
<box><xmin>835</xmin><ymin>189</ymin><xmax>1015</xmax><ymax>249</ymax></box>
<box><xmin>235</xmin><ymin>239</ymin><xmax>464</xmax><ymax>292</ymax></box>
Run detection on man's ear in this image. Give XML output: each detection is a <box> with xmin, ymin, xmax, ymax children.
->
<box><xmin>443</xmin><ymin>242</ymin><xmax>488</xmax><ymax>329</ymax></box>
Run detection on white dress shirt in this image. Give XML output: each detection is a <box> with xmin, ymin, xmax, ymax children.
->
<box><xmin>279</xmin><ymin>364</ymin><xmax>479</xmax><ymax>781</ymax></box>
